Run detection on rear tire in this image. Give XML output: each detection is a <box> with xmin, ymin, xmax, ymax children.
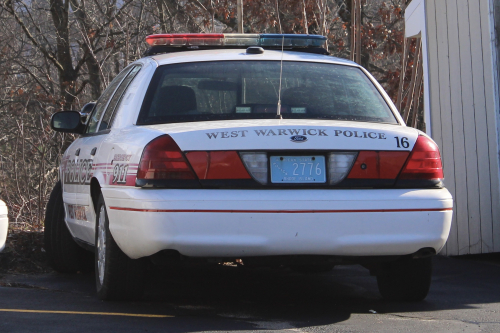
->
<box><xmin>376</xmin><ymin>256</ymin><xmax>432</xmax><ymax>301</ymax></box>
<box><xmin>44</xmin><ymin>181</ymin><xmax>93</xmax><ymax>273</ymax></box>
<box><xmin>95</xmin><ymin>193</ymin><xmax>145</xmax><ymax>301</ymax></box>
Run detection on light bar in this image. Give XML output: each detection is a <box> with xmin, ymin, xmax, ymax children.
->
<box><xmin>145</xmin><ymin>33</ymin><xmax>326</xmax><ymax>48</ymax></box>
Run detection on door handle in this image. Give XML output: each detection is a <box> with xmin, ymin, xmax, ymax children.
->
<box><xmin>75</xmin><ymin>148</ymin><xmax>80</xmax><ymax>156</ymax></box>
<box><xmin>91</xmin><ymin>147</ymin><xmax>97</xmax><ymax>156</ymax></box>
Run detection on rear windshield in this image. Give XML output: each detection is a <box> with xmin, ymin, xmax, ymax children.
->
<box><xmin>137</xmin><ymin>60</ymin><xmax>397</xmax><ymax>125</ymax></box>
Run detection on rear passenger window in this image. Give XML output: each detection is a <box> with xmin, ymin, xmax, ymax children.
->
<box><xmin>86</xmin><ymin>68</ymin><xmax>132</xmax><ymax>134</ymax></box>
<box><xmin>99</xmin><ymin>65</ymin><xmax>142</xmax><ymax>131</ymax></box>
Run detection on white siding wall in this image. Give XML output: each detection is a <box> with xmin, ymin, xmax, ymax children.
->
<box><xmin>424</xmin><ymin>0</ymin><xmax>500</xmax><ymax>255</ymax></box>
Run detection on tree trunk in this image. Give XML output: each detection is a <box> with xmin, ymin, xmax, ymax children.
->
<box><xmin>49</xmin><ymin>0</ymin><xmax>78</xmax><ymax>109</ymax></box>
<box><xmin>69</xmin><ymin>0</ymin><xmax>102</xmax><ymax>101</ymax></box>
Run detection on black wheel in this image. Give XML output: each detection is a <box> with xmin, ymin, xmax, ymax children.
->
<box><xmin>290</xmin><ymin>264</ymin><xmax>334</xmax><ymax>274</ymax></box>
<box><xmin>376</xmin><ymin>256</ymin><xmax>432</xmax><ymax>301</ymax></box>
<box><xmin>44</xmin><ymin>181</ymin><xmax>93</xmax><ymax>273</ymax></box>
<box><xmin>95</xmin><ymin>193</ymin><xmax>145</xmax><ymax>301</ymax></box>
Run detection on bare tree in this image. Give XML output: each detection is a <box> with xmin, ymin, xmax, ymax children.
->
<box><xmin>0</xmin><ymin>0</ymin><xmax>408</xmax><ymax>231</ymax></box>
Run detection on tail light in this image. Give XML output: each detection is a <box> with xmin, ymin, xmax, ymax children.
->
<box><xmin>136</xmin><ymin>136</ymin><xmax>254</xmax><ymax>188</ymax></box>
<box><xmin>398</xmin><ymin>135</ymin><xmax>444</xmax><ymax>182</ymax></box>
<box><xmin>185</xmin><ymin>151</ymin><xmax>251</xmax><ymax>180</ymax></box>
<box><xmin>137</xmin><ymin>135</ymin><xmax>196</xmax><ymax>182</ymax></box>
<box><xmin>345</xmin><ymin>135</ymin><xmax>443</xmax><ymax>188</ymax></box>
<box><xmin>347</xmin><ymin>151</ymin><xmax>410</xmax><ymax>179</ymax></box>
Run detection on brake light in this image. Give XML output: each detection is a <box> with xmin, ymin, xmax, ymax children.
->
<box><xmin>347</xmin><ymin>151</ymin><xmax>410</xmax><ymax>179</ymax></box>
<box><xmin>137</xmin><ymin>135</ymin><xmax>196</xmax><ymax>180</ymax></box>
<box><xmin>398</xmin><ymin>135</ymin><xmax>443</xmax><ymax>180</ymax></box>
<box><xmin>185</xmin><ymin>151</ymin><xmax>251</xmax><ymax>179</ymax></box>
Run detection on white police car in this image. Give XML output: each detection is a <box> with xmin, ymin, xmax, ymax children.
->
<box><xmin>0</xmin><ymin>200</ymin><xmax>7</xmax><ymax>252</ymax></box>
<box><xmin>46</xmin><ymin>33</ymin><xmax>453</xmax><ymax>301</ymax></box>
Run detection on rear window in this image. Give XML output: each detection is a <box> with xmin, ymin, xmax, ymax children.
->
<box><xmin>137</xmin><ymin>61</ymin><xmax>397</xmax><ymax>125</ymax></box>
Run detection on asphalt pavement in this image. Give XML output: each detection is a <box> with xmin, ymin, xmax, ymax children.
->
<box><xmin>0</xmin><ymin>255</ymin><xmax>499</xmax><ymax>333</ymax></box>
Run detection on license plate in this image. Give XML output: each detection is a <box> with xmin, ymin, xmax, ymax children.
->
<box><xmin>270</xmin><ymin>156</ymin><xmax>326</xmax><ymax>183</ymax></box>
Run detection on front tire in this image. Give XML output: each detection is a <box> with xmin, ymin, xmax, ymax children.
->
<box><xmin>376</xmin><ymin>256</ymin><xmax>432</xmax><ymax>301</ymax></box>
<box><xmin>95</xmin><ymin>194</ymin><xmax>145</xmax><ymax>300</ymax></box>
<box><xmin>44</xmin><ymin>181</ymin><xmax>93</xmax><ymax>273</ymax></box>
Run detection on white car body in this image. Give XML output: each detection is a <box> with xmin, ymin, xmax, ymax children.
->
<box><xmin>58</xmin><ymin>48</ymin><xmax>453</xmax><ymax>261</ymax></box>
<box><xmin>0</xmin><ymin>200</ymin><xmax>8</xmax><ymax>252</ymax></box>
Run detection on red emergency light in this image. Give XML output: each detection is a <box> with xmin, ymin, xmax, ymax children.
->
<box><xmin>146</xmin><ymin>34</ymin><xmax>225</xmax><ymax>46</ymax></box>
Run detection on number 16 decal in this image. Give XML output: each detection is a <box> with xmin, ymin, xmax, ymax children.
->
<box><xmin>112</xmin><ymin>164</ymin><xmax>129</xmax><ymax>184</ymax></box>
<box><xmin>394</xmin><ymin>136</ymin><xmax>410</xmax><ymax>148</ymax></box>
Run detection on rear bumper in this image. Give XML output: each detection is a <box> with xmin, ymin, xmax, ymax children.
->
<box><xmin>0</xmin><ymin>201</ymin><xmax>8</xmax><ymax>252</ymax></box>
<box><xmin>102</xmin><ymin>187</ymin><xmax>453</xmax><ymax>259</ymax></box>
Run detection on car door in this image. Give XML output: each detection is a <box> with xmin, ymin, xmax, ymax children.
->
<box><xmin>64</xmin><ymin>66</ymin><xmax>135</xmax><ymax>244</ymax></box>
<box><xmin>98</xmin><ymin>64</ymin><xmax>143</xmax><ymax>184</ymax></box>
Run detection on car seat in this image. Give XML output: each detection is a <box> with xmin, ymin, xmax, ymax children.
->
<box><xmin>150</xmin><ymin>85</ymin><xmax>197</xmax><ymax>116</ymax></box>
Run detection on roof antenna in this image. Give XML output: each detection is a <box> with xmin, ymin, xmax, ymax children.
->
<box><xmin>276</xmin><ymin>36</ymin><xmax>284</xmax><ymax>120</ymax></box>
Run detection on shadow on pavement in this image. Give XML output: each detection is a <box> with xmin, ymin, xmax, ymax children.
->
<box><xmin>1</xmin><ymin>255</ymin><xmax>500</xmax><ymax>332</ymax></box>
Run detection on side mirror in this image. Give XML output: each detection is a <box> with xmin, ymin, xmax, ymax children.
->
<box><xmin>51</xmin><ymin>111</ymin><xmax>85</xmax><ymax>134</ymax></box>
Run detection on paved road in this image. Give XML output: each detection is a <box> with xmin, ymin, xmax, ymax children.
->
<box><xmin>0</xmin><ymin>256</ymin><xmax>499</xmax><ymax>332</ymax></box>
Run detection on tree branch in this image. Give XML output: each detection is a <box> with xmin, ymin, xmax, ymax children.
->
<box><xmin>1</xmin><ymin>0</ymin><xmax>64</xmax><ymax>72</ymax></box>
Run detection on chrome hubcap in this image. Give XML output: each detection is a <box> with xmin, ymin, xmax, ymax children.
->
<box><xmin>97</xmin><ymin>205</ymin><xmax>106</xmax><ymax>285</ymax></box>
